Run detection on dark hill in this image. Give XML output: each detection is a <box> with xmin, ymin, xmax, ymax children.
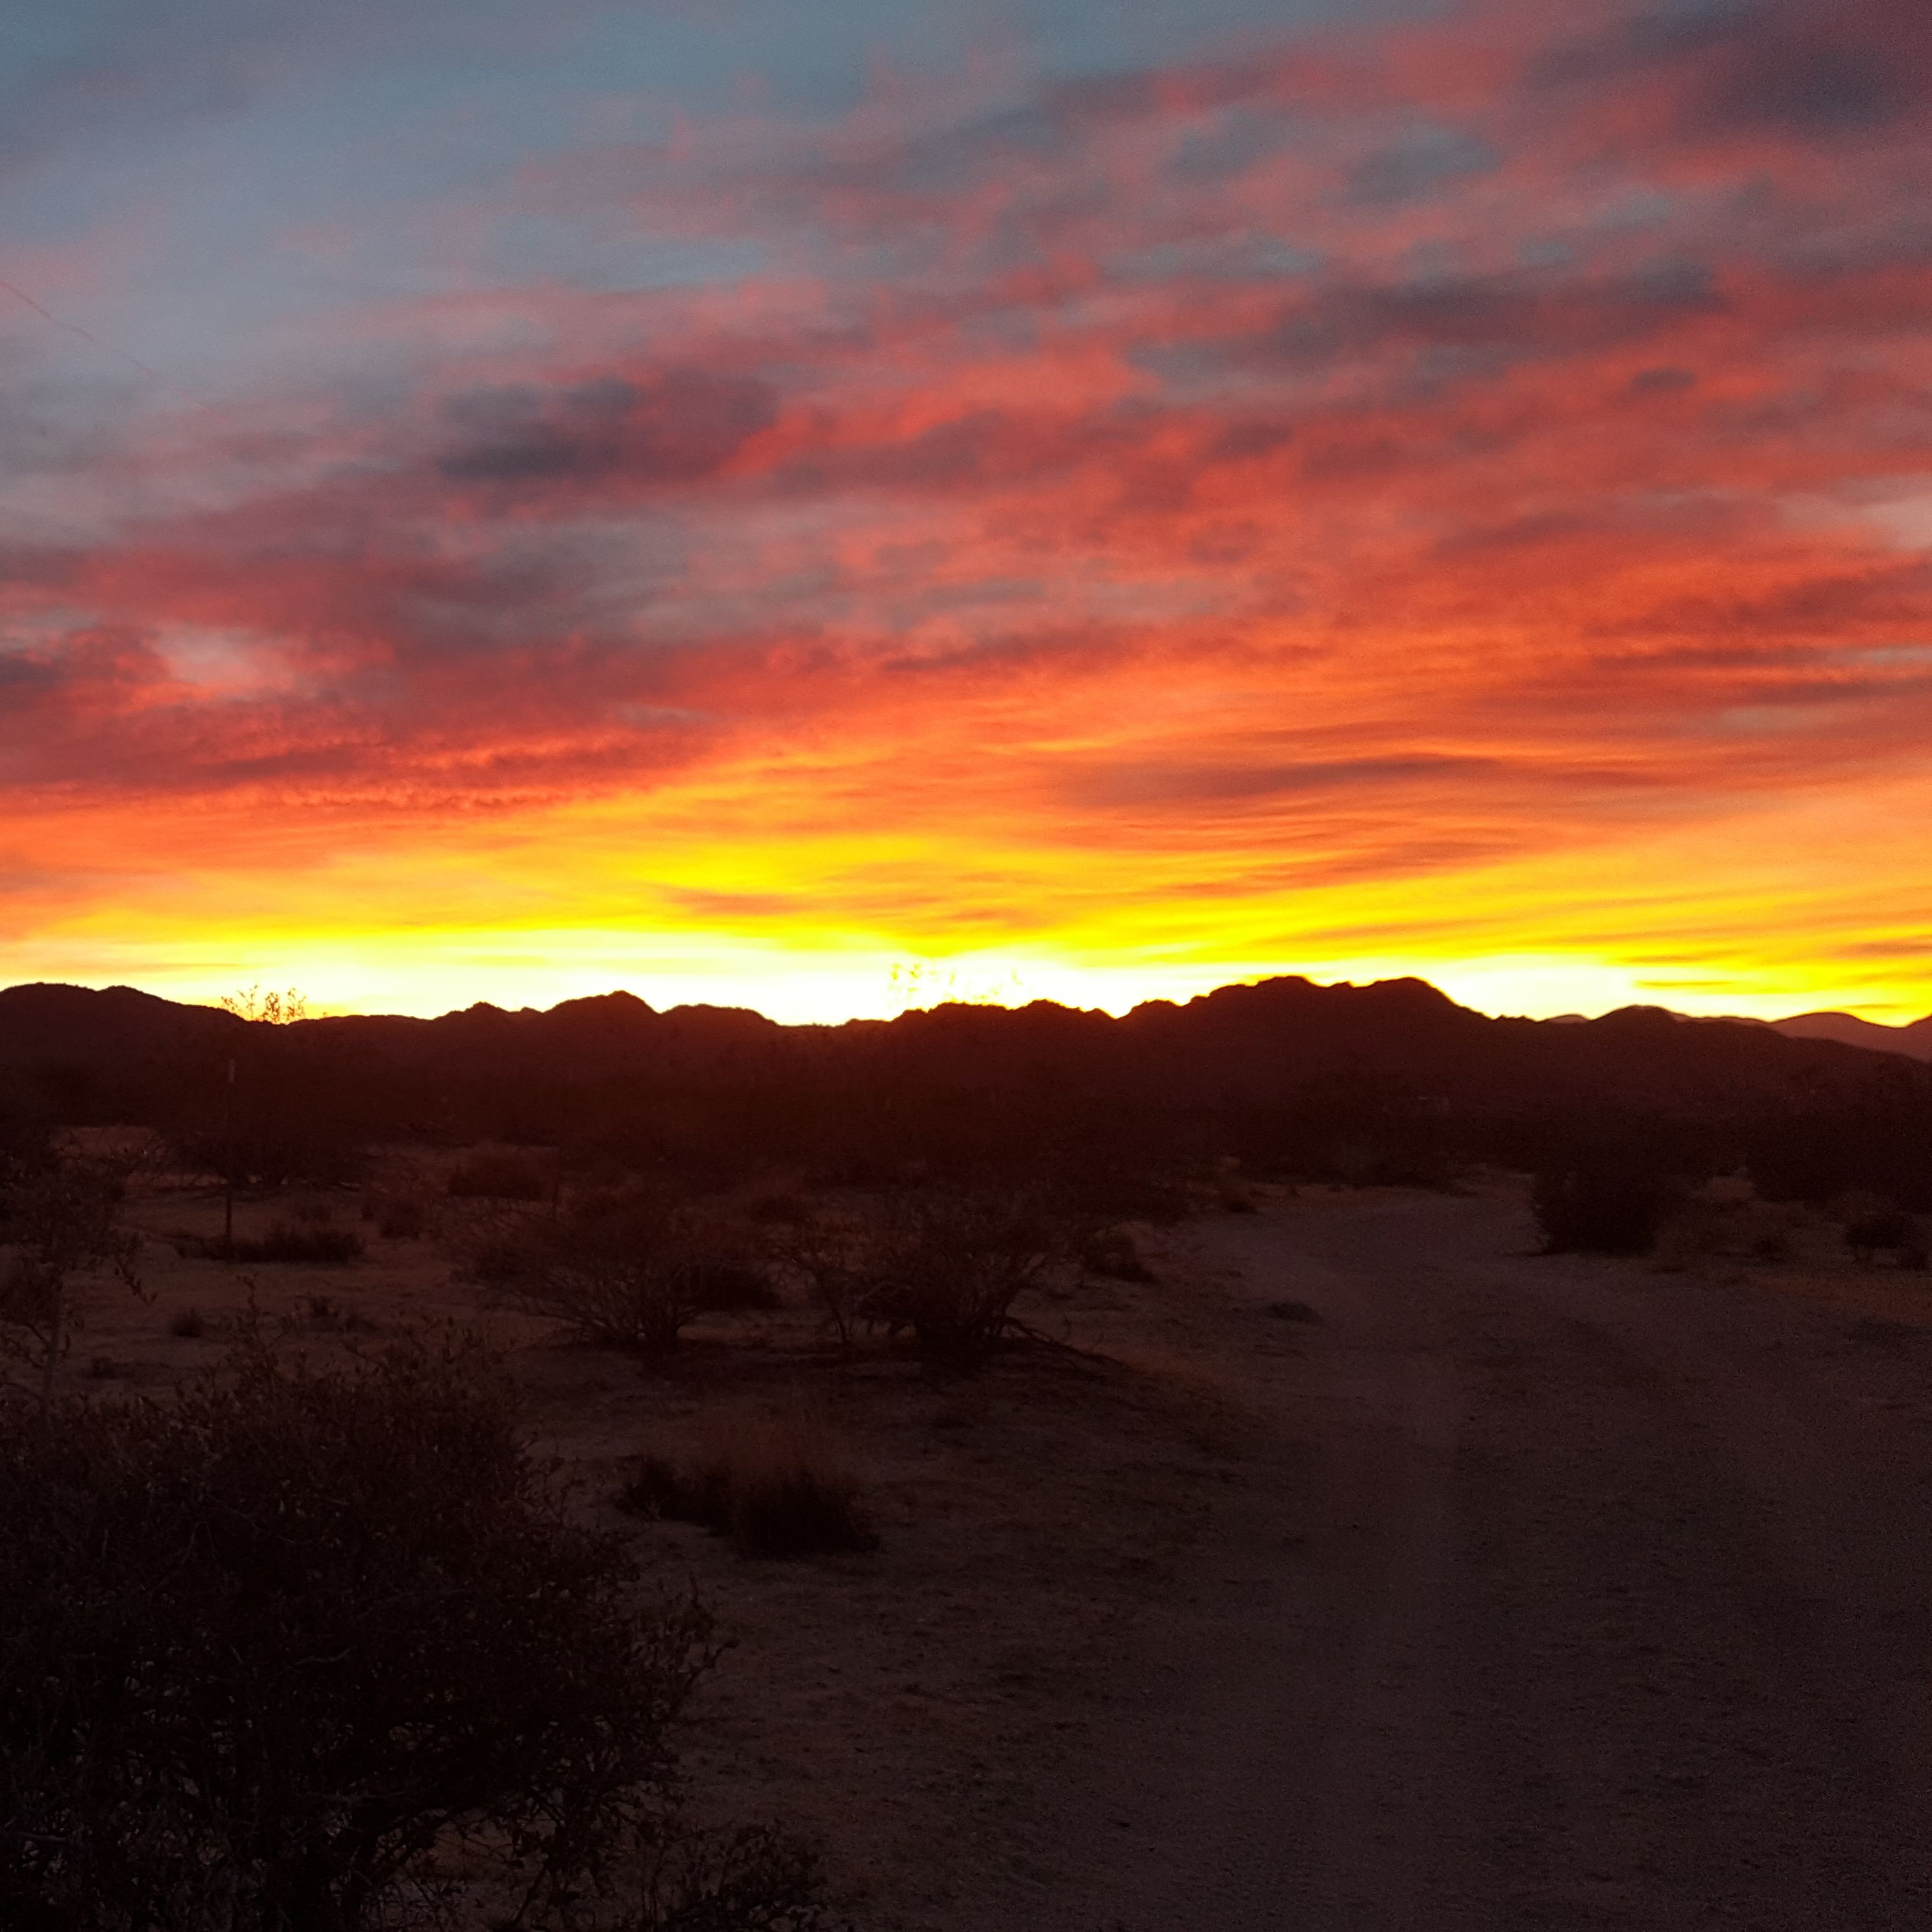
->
<box><xmin>1768</xmin><ymin>1011</ymin><xmax>1932</xmax><ymax>1062</ymax></box>
<box><xmin>3</xmin><ymin>975</ymin><xmax>1929</xmax><ymax>1206</ymax></box>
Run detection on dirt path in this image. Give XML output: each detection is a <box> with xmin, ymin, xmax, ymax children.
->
<box><xmin>1049</xmin><ymin>1188</ymin><xmax>1932</xmax><ymax>1931</ymax></box>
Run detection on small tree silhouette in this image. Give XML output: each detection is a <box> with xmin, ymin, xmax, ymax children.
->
<box><xmin>219</xmin><ymin>983</ymin><xmax>310</xmax><ymax>1024</ymax></box>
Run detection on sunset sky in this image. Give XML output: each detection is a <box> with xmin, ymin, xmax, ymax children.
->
<box><xmin>2</xmin><ymin>0</ymin><xmax>1928</xmax><ymax>1023</ymax></box>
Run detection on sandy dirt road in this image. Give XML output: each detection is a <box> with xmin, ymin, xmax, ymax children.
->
<box><xmin>1057</xmin><ymin>1188</ymin><xmax>1932</xmax><ymax>1931</ymax></box>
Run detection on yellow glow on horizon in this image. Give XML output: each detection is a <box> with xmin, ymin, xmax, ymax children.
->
<box><xmin>4</xmin><ymin>720</ymin><xmax>1927</xmax><ymax>1029</ymax></box>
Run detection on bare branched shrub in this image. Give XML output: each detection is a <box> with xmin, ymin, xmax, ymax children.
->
<box><xmin>636</xmin><ymin>1822</ymin><xmax>841</xmax><ymax>1928</ymax></box>
<box><xmin>0</xmin><ymin>1147</ymin><xmax>145</xmax><ymax>1418</ymax></box>
<box><xmin>765</xmin><ymin>1211</ymin><xmax>877</xmax><ymax>1348</ymax></box>
<box><xmin>868</xmin><ymin>1189</ymin><xmax>1069</xmax><ymax>1371</ymax></box>
<box><xmin>0</xmin><ymin>1331</ymin><xmax>833</xmax><ymax>1930</ymax></box>
<box><xmin>219</xmin><ymin>983</ymin><xmax>308</xmax><ymax>1024</ymax></box>
<box><xmin>471</xmin><ymin>1192</ymin><xmax>777</xmax><ymax>1353</ymax></box>
<box><xmin>771</xmin><ymin>1191</ymin><xmax>1071</xmax><ymax>1368</ymax></box>
<box><xmin>622</xmin><ymin>1401</ymin><xmax>876</xmax><ymax>1559</ymax></box>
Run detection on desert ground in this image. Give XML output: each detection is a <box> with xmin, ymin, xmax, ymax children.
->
<box><xmin>69</xmin><ymin>1170</ymin><xmax>1932</xmax><ymax>1929</ymax></box>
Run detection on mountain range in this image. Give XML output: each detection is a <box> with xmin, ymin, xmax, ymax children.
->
<box><xmin>1756</xmin><ymin>1010</ymin><xmax>1932</xmax><ymax>1062</ymax></box>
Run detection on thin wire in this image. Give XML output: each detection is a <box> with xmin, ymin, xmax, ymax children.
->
<box><xmin>0</xmin><ymin>273</ymin><xmax>161</xmax><ymax>380</ymax></box>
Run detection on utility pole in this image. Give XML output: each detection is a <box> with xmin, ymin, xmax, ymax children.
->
<box><xmin>223</xmin><ymin>1057</ymin><xmax>236</xmax><ymax>1256</ymax></box>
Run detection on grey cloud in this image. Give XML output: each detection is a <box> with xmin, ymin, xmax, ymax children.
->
<box><xmin>1075</xmin><ymin>753</ymin><xmax>1507</xmax><ymax>811</ymax></box>
<box><xmin>1245</xmin><ymin>261</ymin><xmax>1723</xmax><ymax>372</ymax></box>
<box><xmin>1533</xmin><ymin>1</ymin><xmax>1932</xmax><ymax>142</ymax></box>
<box><xmin>438</xmin><ymin>370</ymin><xmax>778</xmax><ymax>494</ymax></box>
<box><xmin>1346</xmin><ymin>125</ymin><xmax>1499</xmax><ymax>206</ymax></box>
<box><xmin>1629</xmin><ymin>365</ymin><xmax>1698</xmax><ymax>392</ymax></box>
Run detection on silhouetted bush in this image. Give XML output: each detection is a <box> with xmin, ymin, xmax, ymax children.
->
<box><xmin>447</xmin><ymin>1150</ymin><xmax>552</xmax><ymax>1201</ymax></box>
<box><xmin>166</xmin><ymin>1073</ymin><xmax>367</xmax><ymax>1192</ymax></box>
<box><xmin>764</xmin><ymin>1210</ymin><xmax>876</xmax><ymax>1348</ymax></box>
<box><xmin>0</xmin><ymin>1332</ymin><xmax>832</xmax><ymax>1930</ymax></box>
<box><xmin>0</xmin><ymin>1147</ymin><xmax>144</xmax><ymax>1416</ymax></box>
<box><xmin>1845</xmin><ymin>1206</ymin><xmax>1927</xmax><ymax>1269</ymax></box>
<box><xmin>471</xmin><ymin>1194</ymin><xmax>775</xmax><ymax>1353</ymax></box>
<box><xmin>747</xmin><ymin>1191</ymin><xmax>810</xmax><ymax>1226</ymax></box>
<box><xmin>1080</xmin><ymin>1225</ymin><xmax>1155</xmax><ymax>1283</ymax></box>
<box><xmin>375</xmin><ymin>1194</ymin><xmax>430</xmax><ymax>1239</ymax></box>
<box><xmin>166</xmin><ymin>1305</ymin><xmax>206</xmax><ymax>1339</ymax></box>
<box><xmin>866</xmin><ymin>1189</ymin><xmax>1069</xmax><ymax>1371</ymax></box>
<box><xmin>1533</xmin><ymin>1152</ymin><xmax>1684</xmax><ymax>1255</ymax></box>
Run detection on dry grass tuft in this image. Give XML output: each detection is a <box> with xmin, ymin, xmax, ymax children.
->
<box><xmin>621</xmin><ymin>1401</ymin><xmax>877</xmax><ymax>1559</ymax></box>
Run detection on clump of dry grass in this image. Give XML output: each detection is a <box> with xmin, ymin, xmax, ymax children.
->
<box><xmin>179</xmin><ymin>1224</ymin><xmax>365</xmax><ymax>1265</ymax></box>
<box><xmin>621</xmin><ymin>1401</ymin><xmax>877</xmax><ymax>1559</ymax></box>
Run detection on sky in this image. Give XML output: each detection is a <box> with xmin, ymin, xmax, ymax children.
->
<box><xmin>1</xmin><ymin>0</ymin><xmax>1929</xmax><ymax>1024</ymax></box>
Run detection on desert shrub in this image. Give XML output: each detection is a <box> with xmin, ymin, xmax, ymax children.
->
<box><xmin>1080</xmin><ymin>1226</ymin><xmax>1155</xmax><ymax>1283</ymax></box>
<box><xmin>447</xmin><ymin>1150</ymin><xmax>552</xmax><ymax>1201</ymax></box>
<box><xmin>638</xmin><ymin>1823</ymin><xmax>839</xmax><ymax>1930</ymax></box>
<box><xmin>1845</xmin><ymin>1206</ymin><xmax>1924</xmax><ymax>1268</ymax></box>
<box><xmin>764</xmin><ymin>1212</ymin><xmax>877</xmax><ymax>1347</ymax></box>
<box><xmin>621</xmin><ymin>1404</ymin><xmax>875</xmax><ymax>1559</ymax></box>
<box><xmin>0</xmin><ymin>1332</ymin><xmax>832</xmax><ymax>1930</ymax></box>
<box><xmin>747</xmin><ymin>1192</ymin><xmax>810</xmax><ymax>1227</ymax></box>
<box><xmin>682</xmin><ymin>1257</ymin><xmax>784</xmax><ymax>1312</ymax></box>
<box><xmin>472</xmin><ymin>1194</ymin><xmax>773</xmax><ymax>1353</ymax></box>
<box><xmin>1532</xmin><ymin>1151</ymin><xmax>1684</xmax><ymax>1256</ymax></box>
<box><xmin>0</xmin><ymin>1148</ymin><xmax>144</xmax><ymax>1417</ymax></box>
<box><xmin>375</xmin><ymin>1194</ymin><xmax>430</xmax><ymax>1240</ymax></box>
<box><xmin>166</xmin><ymin>1082</ymin><xmax>366</xmax><ymax>1193</ymax></box>
<box><xmin>866</xmin><ymin>1189</ymin><xmax>1069</xmax><ymax>1370</ymax></box>
<box><xmin>1651</xmin><ymin>1190</ymin><xmax>1797</xmax><ymax>1271</ymax></box>
<box><xmin>167</xmin><ymin>1305</ymin><xmax>207</xmax><ymax>1340</ymax></box>
<box><xmin>771</xmin><ymin>1189</ymin><xmax>1075</xmax><ymax>1365</ymax></box>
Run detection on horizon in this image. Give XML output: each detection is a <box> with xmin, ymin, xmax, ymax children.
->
<box><xmin>3</xmin><ymin>3</ymin><xmax>1929</xmax><ymax>1035</ymax></box>
<box><xmin>8</xmin><ymin>967</ymin><xmax>1926</xmax><ymax>1034</ymax></box>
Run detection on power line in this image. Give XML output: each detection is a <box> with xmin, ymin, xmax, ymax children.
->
<box><xmin>0</xmin><ymin>272</ymin><xmax>160</xmax><ymax>380</ymax></box>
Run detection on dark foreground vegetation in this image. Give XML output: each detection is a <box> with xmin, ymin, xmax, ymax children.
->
<box><xmin>0</xmin><ymin>1317</ymin><xmax>837</xmax><ymax>1930</ymax></box>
